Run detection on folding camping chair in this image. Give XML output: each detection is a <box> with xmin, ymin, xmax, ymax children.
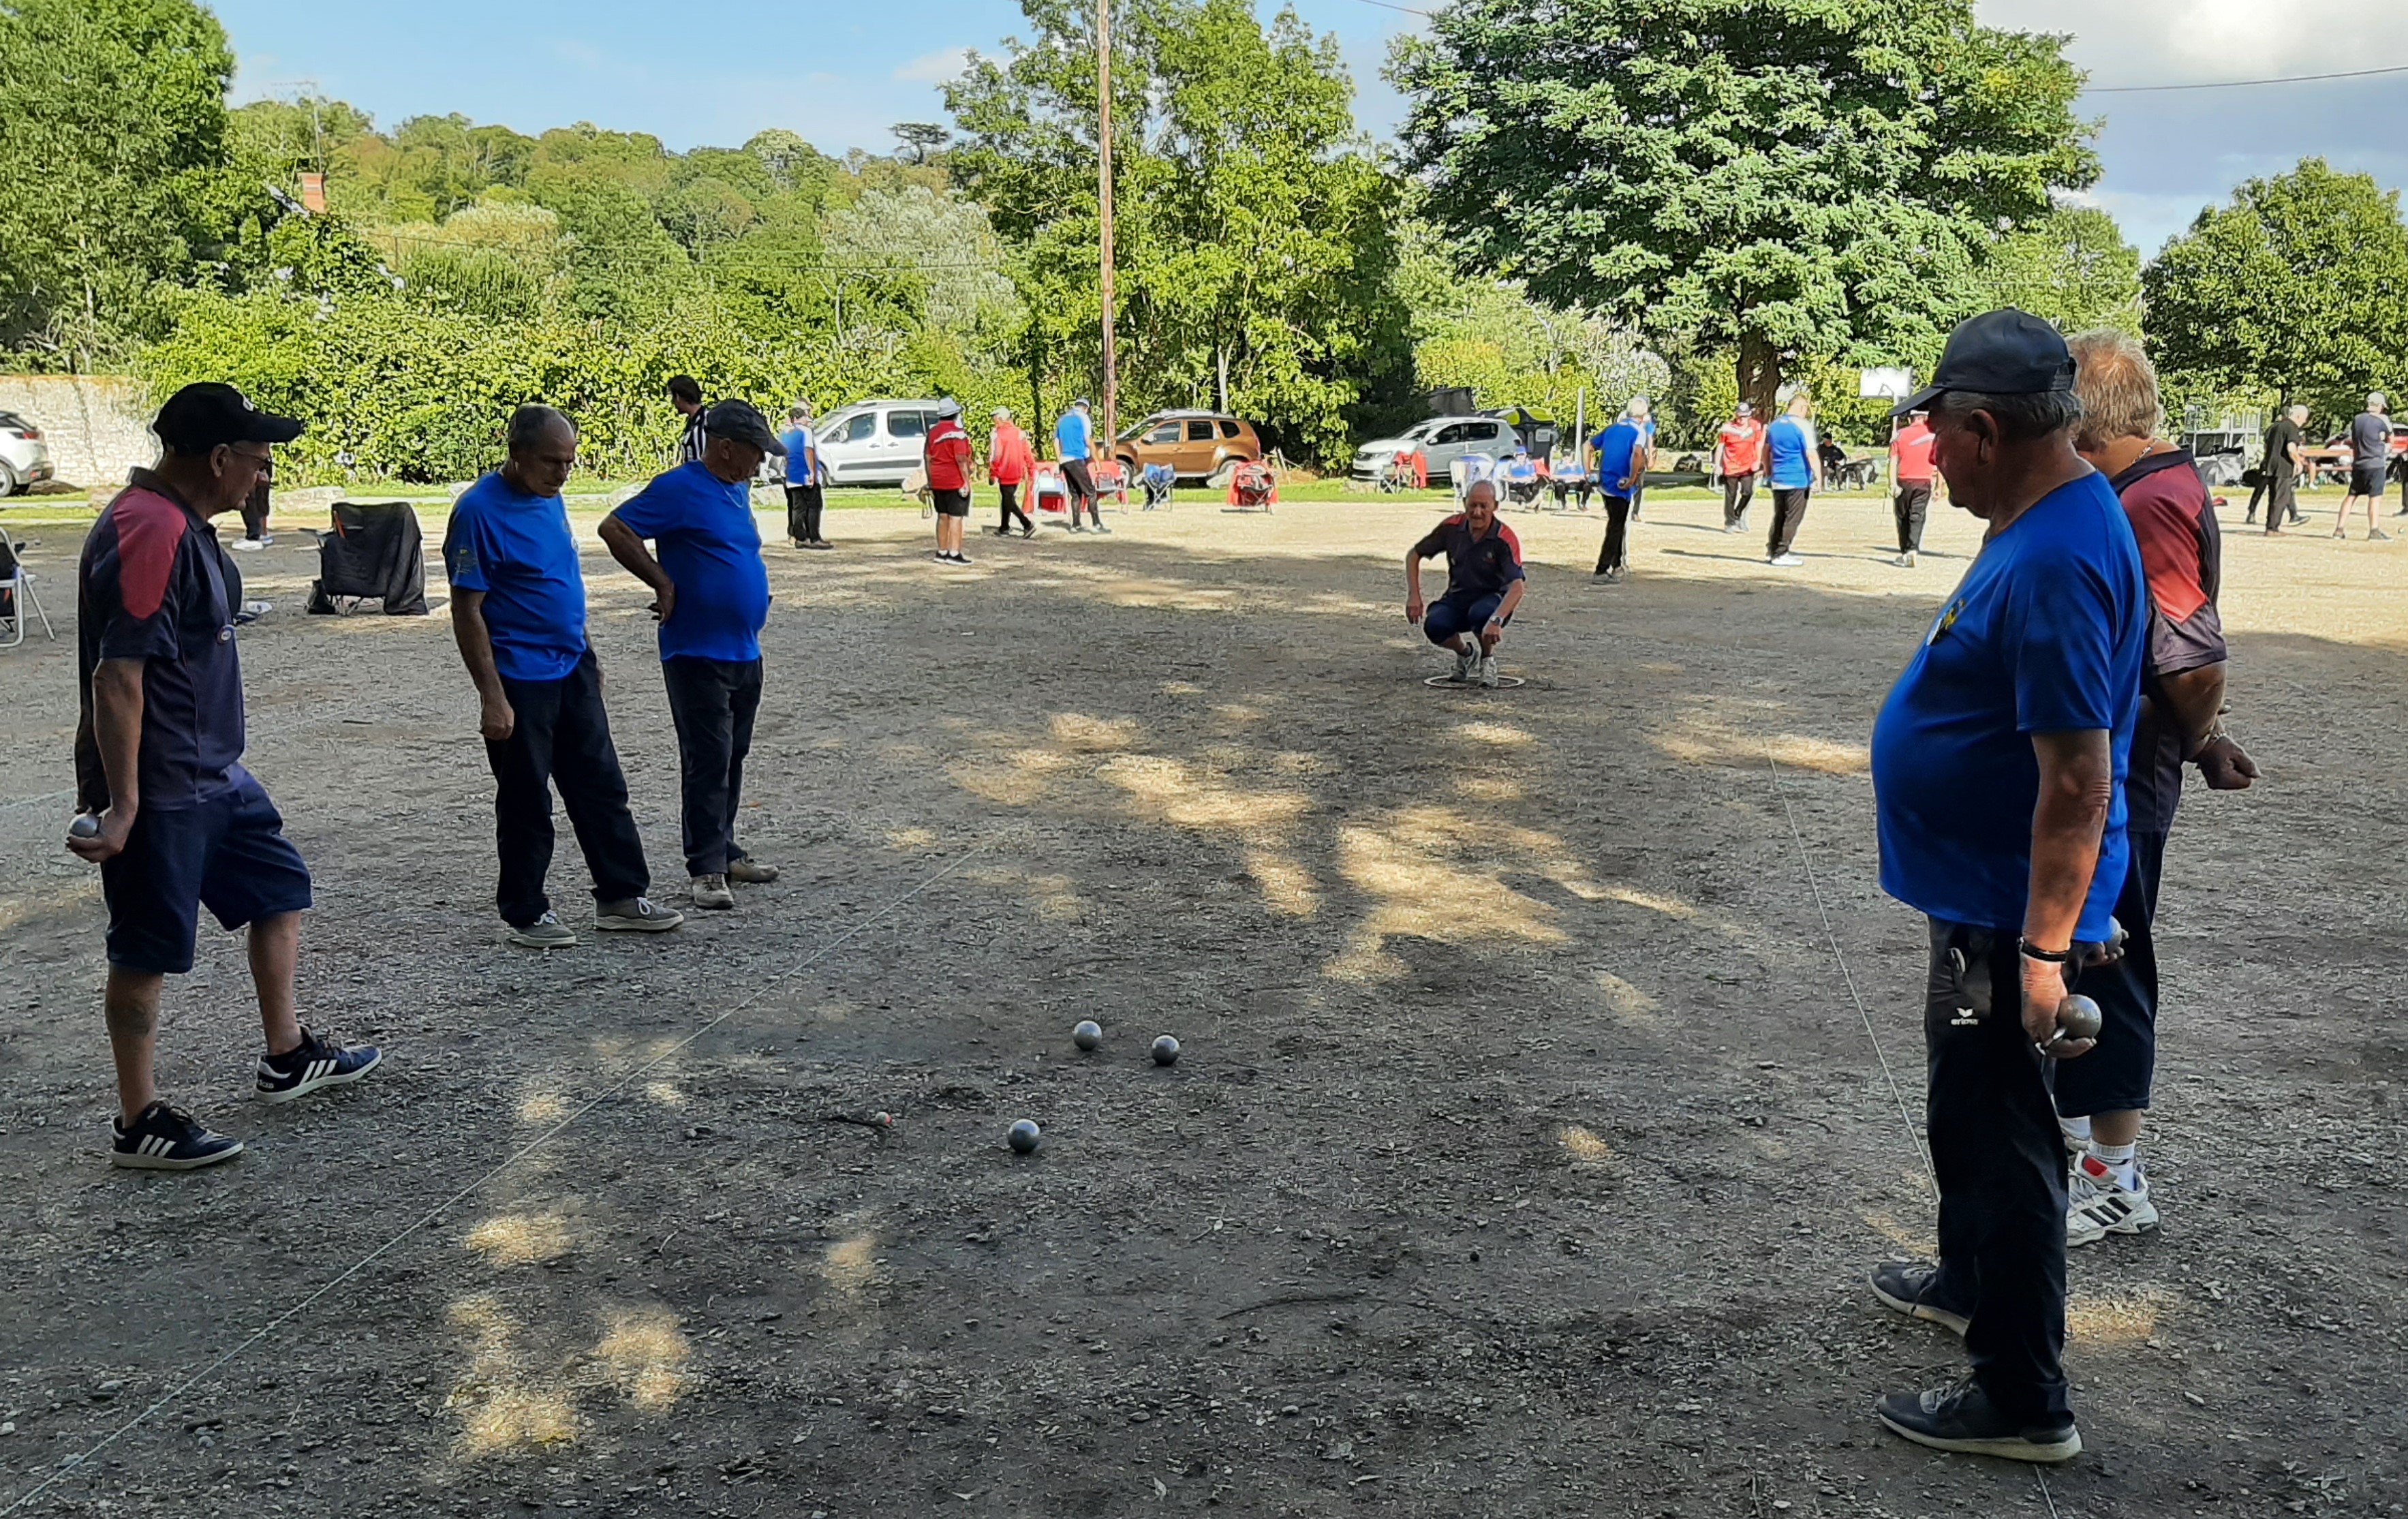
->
<box><xmin>1140</xmin><ymin>463</ymin><xmax>1176</xmax><ymax>510</ymax></box>
<box><xmin>0</xmin><ymin>528</ymin><xmax>55</xmax><ymax>647</ymax></box>
<box><xmin>306</xmin><ymin>500</ymin><xmax>430</xmax><ymax>615</ymax></box>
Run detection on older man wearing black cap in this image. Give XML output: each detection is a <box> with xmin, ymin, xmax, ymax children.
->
<box><xmin>600</xmin><ymin>400</ymin><xmax>784</xmax><ymax>914</ymax></box>
<box><xmin>67</xmin><ymin>383</ymin><xmax>383</xmax><ymax>1170</ymax></box>
<box><xmin>1863</xmin><ymin>310</ymin><xmax>2148</xmax><ymax>1463</ymax></box>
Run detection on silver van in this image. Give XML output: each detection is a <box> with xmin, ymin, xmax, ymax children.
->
<box><xmin>1350</xmin><ymin>415</ymin><xmax>1514</xmax><ymax>485</ymax></box>
<box><xmin>814</xmin><ymin>399</ymin><xmax>944</xmax><ymax>487</ymax></box>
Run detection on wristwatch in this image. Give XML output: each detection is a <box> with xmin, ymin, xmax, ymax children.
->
<box><xmin>2016</xmin><ymin>937</ymin><xmax>2072</xmax><ymax>964</ymax></box>
<box><xmin>2187</xmin><ymin>722</ymin><xmax>2233</xmax><ymax>762</ymax></box>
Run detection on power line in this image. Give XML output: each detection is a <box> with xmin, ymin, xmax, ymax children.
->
<box><xmin>2085</xmin><ymin>60</ymin><xmax>2408</xmax><ymax>93</ymax></box>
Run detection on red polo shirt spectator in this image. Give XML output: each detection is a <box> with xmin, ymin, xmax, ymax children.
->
<box><xmin>1888</xmin><ymin>415</ymin><xmax>1939</xmax><ymax>564</ymax></box>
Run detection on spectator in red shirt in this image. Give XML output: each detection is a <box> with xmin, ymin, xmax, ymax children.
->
<box><xmin>986</xmin><ymin>407</ymin><xmax>1036</xmax><ymax>538</ymax></box>
<box><xmin>2059</xmin><ymin>328</ymin><xmax>2258</xmax><ymax>1249</ymax></box>
<box><xmin>1889</xmin><ymin>412</ymin><xmax>1939</xmax><ymax>567</ymax></box>
<box><xmin>1715</xmin><ymin>403</ymin><xmax>1765</xmax><ymax>531</ymax></box>
<box><xmin>925</xmin><ymin>397</ymin><xmax>976</xmax><ymax>565</ymax></box>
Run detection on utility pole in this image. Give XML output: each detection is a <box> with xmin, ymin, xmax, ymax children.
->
<box><xmin>1096</xmin><ymin>0</ymin><xmax>1118</xmax><ymax>448</ymax></box>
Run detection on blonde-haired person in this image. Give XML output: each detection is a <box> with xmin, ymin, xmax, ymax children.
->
<box><xmin>2057</xmin><ymin>326</ymin><xmax>2257</xmax><ymax>1251</ymax></box>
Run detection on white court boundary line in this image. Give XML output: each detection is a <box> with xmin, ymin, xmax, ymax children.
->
<box><xmin>1766</xmin><ymin>752</ymin><xmax>2061</xmax><ymax>1514</ymax></box>
<box><xmin>2</xmin><ymin>833</ymin><xmax>1006</xmax><ymax>1517</ymax></box>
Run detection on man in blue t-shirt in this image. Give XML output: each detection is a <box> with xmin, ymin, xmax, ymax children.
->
<box><xmin>779</xmin><ymin>401</ymin><xmax>830</xmax><ymax>551</ymax></box>
<box><xmin>1054</xmin><ymin>398</ymin><xmax>1105</xmax><ymax>532</ymax></box>
<box><xmin>1763</xmin><ymin>395</ymin><xmax>1817</xmax><ymax>565</ymax></box>
<box><xmin>1587</xmin><ymin>408</ymin><xmax>1645</xmax><ymax>581</ymax></box>
<box><xmin>1860</xmin><ymin>310</ymin><xmax>2146</xmax><ymax>1467</ymax></box>
<box><xmin>446</xmin><ymin>405</ymin><xmax>681</xmax><ymax>947</ymax></box>
<box><xmin>600</xmin><ymin>399</ymin><xmax>783</xmax><ymax>912</ymax></box>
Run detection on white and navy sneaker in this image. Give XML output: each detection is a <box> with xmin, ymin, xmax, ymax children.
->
<box><xmin>1453</xmin><ymin>643</ymin><xmax>1477</xmax><ymax>682</ymax></box>
<box><xmin>110</xmin><ymin>1101</ymin><xmax>244</xmax><ymax>1170</ymax></box>
<box><xmin>1868</xmin><ymin>1259</ymin><xmax>1970</xmax><ymax>1336</ymax></box>
<box><xmin>256</xmin><ymin>1028</ymin><xmax>384</xmax><ymax>1105</ymax></box>
<box><xmin>596</xmin><ymin>897</ymin><xmax>685</xmax><ymax>933</ymax></box>
<box><xmin>1475</xmin><ymin>655</ymin><xmax>1500</xmax><ymax>688</ymax></box>
<box><xmin>1877</xmin><ymin>1377</ymin><xmax>2080</xmax><ymax>1463</ymax></box>
<box><xmin>2067</xmin><ymin>1154</ymin><xmax>2159</xmax><ymax>1246</ymax></box>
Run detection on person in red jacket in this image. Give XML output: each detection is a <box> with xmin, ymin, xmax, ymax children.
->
<box><xmin>986</xmin><ymin>406</ymin><xmax>1036</xmax><ymax>538</ymax></box>
<box><xmin>925</xmin><ymin>397</ymin><xmax>976</xmax><ymax>565</ymax></box>
<box><xmin>1889</xmin><ymin>411</ymin><xmax>1939</xmax><ymax>567</ymax></box>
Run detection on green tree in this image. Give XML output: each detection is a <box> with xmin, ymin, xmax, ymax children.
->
<box><xmin>1983</xmin><ymin>204</ymin><xmax>2142</xmax><ymax>336</ymax></box>
<box><xmin>0</xmin><ymin>0</ymin><xmax>260</xmax><ymax>365</ymax></box>
<box><xmin>946</xmin><ymin>0</ymin><xmax>1404</xmax><ymax>463</ymax></box>
<box><xmin>2142</xmin><ymin>158</ymin><xmax>2408</xmax><ymax>417</ymax></box>
<box><xmin>1389</xmin><ymin>0</ymin><xmax>2097</xmax><ymax>415</ymax></box>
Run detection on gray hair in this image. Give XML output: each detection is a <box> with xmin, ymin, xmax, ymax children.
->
<box><xmin>1928</xmin><ymin>387</ymin><xmax>2083</xmax><ymax>445</ymax></box>
<box><xmin>2288</xmin><ymin>403</ymin><xmax>2311</xmax><ymax>423</ymax></box>
<box><xmin>2066</xmin><ymin>328</ymin><xmax>2160</xmax><ymax>449</ymax></box>
<box><xmin>788</xmin><ymin>403</ymin><xmax>812</xmax><ymax>420</ymax></box>
<box><xmin>508</xmin><ymin>404</ymin><xmax>576</xmax><ymax>455</ymax></box>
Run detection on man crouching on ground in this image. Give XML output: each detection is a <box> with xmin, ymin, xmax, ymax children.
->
<box><xmin>1405</xmin><ymin>480</ymin><xmax>1525</xmax><ymax>688</ymax></box>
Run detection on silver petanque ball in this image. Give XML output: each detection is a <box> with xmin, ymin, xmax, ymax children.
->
<box><xmin>1150</xmin><ymin>1034</ymin><xmax>1181</xmax><ymax>1067</ymax></box>
<box><xmin>1072</xmin><ymin>1020</ymin><xmax>1103</xmax><ymax>1052</ymax></box>
<box><xmin>1006</xmin><ymin>1118</ymin><xmax>1041</xmax><ymax>1155</ymax></box>
<box><xmin>2056</xmin><ymin>994</ymin><xmax>2103</xmax><ymax>1043</ymax></box>
<box><xmin>68</xmin><ymin>815</ymin><xmax>101</xmax><ymax>840</ymax></box>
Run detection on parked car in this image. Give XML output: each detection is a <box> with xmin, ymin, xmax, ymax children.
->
<box><xmin>0</xmin><ymin>411</ymin><xmax>55</xmax><ymax>495</ymax></box>
<box><xmin>1111</xmin><ymin>410</ymin><xmax>1263</xmax><ymax>484</ymax></box>
<box><xmin>2178</xmin><ymin>427</ymin><xmax>2257</xmax><ymax>487</ymax></box>
<box><xmin>812</xmin><ymin>398</ymin><xmax>944</xmax><ymax>486</ymax></box>
<box><xmin>1350</xmin><ymin>415</ymin><xmax>1515</xmax><ymax>485</ymax></box>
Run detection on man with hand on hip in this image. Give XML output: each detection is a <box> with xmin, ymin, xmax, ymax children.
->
<box><xmin>446</xmin><ymin>405</ymin><xmax>683</xmax><ymax>948</ymax></box>
<box><xmin>600</xmin><ymin>400</ymin><xmax>782</xmax><ymax>913</ymax></box>
<box><xmin>1864</xmin><ymin>310</ymin><xmax>2147</xmax><ymax>1465</ymax></box>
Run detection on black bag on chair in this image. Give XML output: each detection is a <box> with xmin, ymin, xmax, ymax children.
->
<box><xmin>307</xmin><ymin>500</ymin><xmax>429</xmax><ymax>615</ymax></box>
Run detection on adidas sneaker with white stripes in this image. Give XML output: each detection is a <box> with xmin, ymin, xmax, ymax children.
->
<box><xmin>255</xmin><ymin>1028</ymin><xmax>384</xmax><ymax>1105</ymax></box>
<box><xmin>110</xmin><ymin>1101</ymin><xmax>244</xmax><ymax>1170</ymax></box>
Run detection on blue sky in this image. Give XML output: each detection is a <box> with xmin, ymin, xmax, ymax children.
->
<box><xmin>215</xmin><ymin>0</ymin><xmax>2407</xmax><ymax>257</ymax></box>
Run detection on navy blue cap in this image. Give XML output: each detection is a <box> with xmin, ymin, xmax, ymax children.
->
<box><xmin>1892</xmin><ymin>309</ymin><xmax>2077</xmax><ymax>418</ymax></box>
<box><xmin>703</xmin><ymin>399</ymin><xmax>786</xmax><ymax>455</ymax></box>
<box><xmin>153</xmin><ymin>383</ymin><xmax>305</xmax><ymax>452</ymax></box>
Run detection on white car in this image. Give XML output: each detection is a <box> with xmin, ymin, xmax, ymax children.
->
<box><xmin>1349</xmin><ymin>415</ymin><xmax>1515</xmax><ymax>485</ymax></box>
<box><xmin>813</xmin><ymin>399</ymin><xmax>944</xmax><ymax>487</ymax></box>
<box><xmin>0</xmin><ymin>411</ymin><xmax>55</xmax><ymax>495</ymax></box>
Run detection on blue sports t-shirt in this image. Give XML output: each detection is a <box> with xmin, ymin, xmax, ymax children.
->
<box><xmin>779</xmin><ymin>427</ymin><xmax>818</xmax><ymax>485</ymax></box>
<box><xmin>1870</xmin><ymin>470</ymin><xmax>2146</xmax><ymax>942</ymax></box>
<box><xmin>443</xmin><ymin>473</ymin><xmax>589</xmax><ymax>684</ymax></box>
<box><xmin>609</xmin><ymin>461</ymin><xmax>772</xmax><ymax>664</ymax></box>
<box><xmin>1767</xmin><ymin>416</ymin><xmax>1815</xmax><ymax>489</ymax></box>
<box><xmin>1055</xmin><ymin>410</ymin><xmax>1090</xmax><ymax>461</ymax></box>
<box><xmin>1590</xmin><ymin>422</ymin><xmax>1642</xmax><ymax>495</ymax></box>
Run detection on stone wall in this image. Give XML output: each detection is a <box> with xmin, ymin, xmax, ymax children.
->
<box><xmin>0</xmin><ymin>374</ymin><xmax>154</xmax><ymax>489</ymax></box>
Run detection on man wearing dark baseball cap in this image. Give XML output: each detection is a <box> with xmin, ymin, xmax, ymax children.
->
<box><xmin>67</xmin><ymin>382</ymin><xmax>382</xmax><ymax>1171</ymax></box>
<box><xmin>1863</xmin><ymin>309</ymin><xmax>2148</xmax><ymax>1462</ymax></box>
<box><xmin>600</xmin><ymin>398</ymin><xmax>784</xmax><ymax>914</ymax></box>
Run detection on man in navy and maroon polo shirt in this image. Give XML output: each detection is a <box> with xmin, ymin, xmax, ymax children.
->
<box><xmin>1404</xmin><ymin>479</ymin><xmax>1526</xmax><ymax>688</ymax></box>
<box><xmin>68</xmin><ymin>384</ymin><xmax>381</xmax><ymax>1171</ymax></box>
<box><xmin>2058</xmin><ymin>329</ymin><xmax>2257</xmax><ymax>1247</ymax></box>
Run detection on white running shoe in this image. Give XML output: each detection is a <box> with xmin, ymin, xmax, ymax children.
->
<box><xmin>1475</xmin><ymin>655</ymin><xmax>1500</xmax><ymax>688</ymax></box>
<box><xmin>2067</xmin><ymin>1153</ymin><xmax>2159</xmax><ymax>1246</ymax></box>
<box><xmin>1453</xmin><ymin>643</ymin><xmax>1477</xmax><ymax>682</ymax></box>
<box><xmin>1896</xmin><ymin>550</ymin><xmax>1917</xmax><ymax>568</ymax></box>
<box><xmin>1769</xmin><ymin>553</ymin><xmax>1806</xmax><ymax>568</ymax></box>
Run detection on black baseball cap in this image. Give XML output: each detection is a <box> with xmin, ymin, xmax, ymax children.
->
<box><xmin>153</xmin><ymin>383</ymin><xmax>305</xmax><ymax>452</ymax></box>
<box><xmin>1892</xmin><ymin>309</ymin><xmax>2076</xmax><ymax>418</ymax></box>
<box><xmin>702</xmin><ymin>399</ymin><xmax>786</xmax><ymax>456</ymax></box>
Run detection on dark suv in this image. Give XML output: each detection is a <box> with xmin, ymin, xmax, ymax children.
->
<box><xmin>1113</xmin><ymin>411</ymin><xmax>1263</xmax><ymax>483</ymax></box>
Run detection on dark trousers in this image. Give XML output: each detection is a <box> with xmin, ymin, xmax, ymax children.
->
<box><xmin>662</xmin><ymin>656</ymin><xmax>762</xmax><ymax>877</ymax></box>
<box><xmin>1924</xmin><ymin>919</ymin><xmax>2072</xmax><ymax>1424</ymax></box>
<box><xmin>241</xmin><ymin>485</ymin><xmax>271</xmax><ymax>541</ymax></box>
<box><xmin>2264</xmin><ymin>470</ymin><xmax>2296</xmax><ymax>530</ymax></box>
<box><xmin>785</xmin><ymin>485</ymin><xmax>824</xmax><ymax>544</ymax></box>
<box><xmin>1722</xmin><ymin>474</ymin><xmax>1755</xmax><ymax>527</ymax></box>
<box><xmin>1593</xmin><ymin>494</ymin><xmax>1634</xmax><ymax>572</ymax></box>
<box><xmin>2052</xmin><ymin>829</ymin><xmax>2165</xmax><ymax>1118</ymax></box>
<box><xmin>487</xmin><ymin>649</ymin><xmax>649</xmax><ymax>927</ymax></box>
<box><xmin>1894</xmin><ymin>480</ymin><xmax>1932</xmax><ymax>553</ymax></box>
<box><xmin>1767</xmin><ymin>487</ymin><xmax>1811</xmax><ymax>557</ymax></box>
<box><xmin>1062</xmin><ymin>459</ymin><xmax>1100</xmax><ymax>525</ymax></box>
<box><xmin>996</xmin><ymin>481</ymin><xmax>1032</xmax><ymax>533</ymax></box>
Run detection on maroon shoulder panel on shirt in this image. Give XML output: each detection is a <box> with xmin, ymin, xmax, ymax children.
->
<box><xmin>108</xmin><ymin>489</ymin><xmax>191</xmax><ymax>621</ymax></box>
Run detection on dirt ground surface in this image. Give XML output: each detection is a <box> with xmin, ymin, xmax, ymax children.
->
<box><xmin>2</xmin><ymin>482</ymin><xmax>2403</xmax><ymax>1519</ymax></box>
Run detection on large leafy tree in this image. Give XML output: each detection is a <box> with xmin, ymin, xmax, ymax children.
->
<box><xmin>0</xmin><ymin>0</ymin><xmax>260</xmax><ymax>365</ymax></box>
<box><xmin>946</xmin><ymin>0</ymin><xmax>1404</xmax><ymax>462</ymax></box>
<box><xmin>1389</xmin><ymin>0</ymin><xmax>2097</xmax><ymax>414</ymax></box>
<box><xmin>2143</xmin><ymin>159</ymin><xmax>2408</xmax><ymax>418</ymax></box>
<box><xmin>1983</xmin><ymin>204</ymin><xmax>2141</xmax><ymax>337</ymax></box>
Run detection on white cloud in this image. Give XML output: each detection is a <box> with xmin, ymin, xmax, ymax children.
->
<box><xmin>893</xmin><ymin>47</ymin><xmax>972</xmax><ymax>85</ymax></box>
<box><xmin>1983</xmin><ymin>0</ymin><xmax>2391</xmax><ymax>82</ymax></box>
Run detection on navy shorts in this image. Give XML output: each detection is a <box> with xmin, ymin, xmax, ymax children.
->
<box><xmin>101</xmin><ymin>776</ymin><xmax>313</xmax><ymax>975</ymax></box>
<box><xmin>1424</xmin><ymin>592</ymin><xmax>1509</xmax><ymax>645</ymax></box>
